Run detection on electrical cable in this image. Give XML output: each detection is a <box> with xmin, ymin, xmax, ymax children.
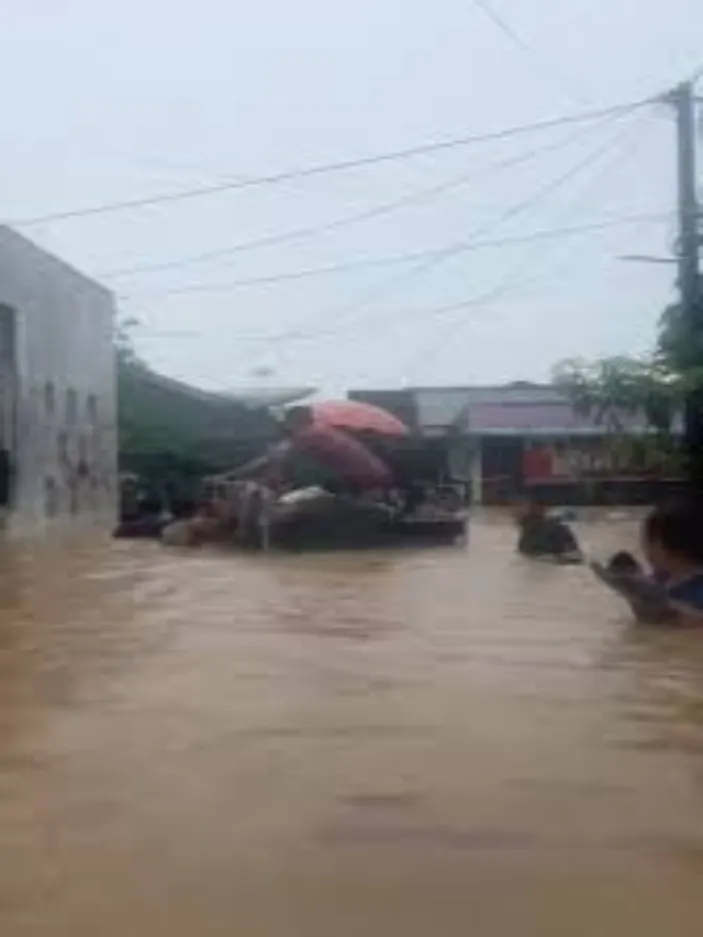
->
<box><xmin>280</xmin><ymin>111</ymin><xmax>646</xmax><ymax>347</ymax></box>
<box><xmin>470</xmin><ymin>0</ymin><xmax>587</xmax><ymax>104</ymax></box>
<box><xmin>119</xmin><ymin>211</ymin><xmax>669</xmax><ymax>300</ymax></box>
<box><xmin>402</xmin><ymin>113</ymin><xmax>659</xmax><ymax>378</ymax></box>
<box><xmin>7</xmin><ymin>100</ymin><xmax>652</xmax><ymax>227</ymax></box>
<box><xmin>163</xmin><ymin>250</ymin><xmax>634</xmax><ymax>350</ymax></box>
<box><xmin>101</xmin><ymin>126</ymin><xmax>617</xmax><ymax>281</ymax></box>
<box><xmin>200</xmin><ymin>109</ymin><xmax>648</xmax><ymax>377</ymax></box>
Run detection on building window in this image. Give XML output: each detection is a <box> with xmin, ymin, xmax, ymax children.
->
<box><xmin>44</xmin><ymin>381</ymin><xmax>55</xmax><ymax>418</ymax></box>
<box><xmin>44</xmin><ymin>477</ymin><xmax>58</xmax><ymax>517</ymax></box>
<box><xmin>86</xmin><ymin>394</ymin><xmax>98</xmax><ymax>424</ymax></box>
<box><xmin>66</xmin><ymin>388</ymin><xmax>78</xmax><ymax>425</ymax></box>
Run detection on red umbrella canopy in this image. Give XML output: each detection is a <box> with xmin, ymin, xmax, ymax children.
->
<box><xmin>309</xmin><ymin>400</ymin><xmax>409</xmax><ymax>437</ymax></box>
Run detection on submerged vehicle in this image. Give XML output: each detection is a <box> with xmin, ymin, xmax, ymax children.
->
<box><xmin>197</xmin><ymin>475</ymin><xmax>467</xmax><ymax>551</ymax></box>
<box><xmin>268</xmin><ymin>491</ymin><xmax>468</xmax><ymax>550</ymax></box>
<box><xmin>156</xmin><ymin>400</ymin><xmax>469</xmax><ymax>551</ymax></box>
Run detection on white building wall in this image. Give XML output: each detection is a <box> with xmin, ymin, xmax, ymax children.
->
<box><xmin>0</xmin><ymin>227</ymin><xmax>117</xmax><ymax>535</ymax></box>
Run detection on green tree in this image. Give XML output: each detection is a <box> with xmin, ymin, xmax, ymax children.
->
<box><xmin>114</xmin><ymin>318</ymin><xmax>278</xmax><ymax>502</ymax></box>
<box><xmin>656</xmin><ymin>299</ymin><xmax>703</xmax><ymax>386</ymax></box>
<box><xmin>551</xmin><ymin>350</ymin><xmax>684</xmax><ymax>477</ymax></box>
<box><xmin>552</xmin><ymin>355</ymin><xmax>678</xmax><ymax>436</ymax></box>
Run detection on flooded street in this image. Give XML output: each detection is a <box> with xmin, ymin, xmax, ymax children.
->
<box><xmin>2</xmin><ymin>515</ymin><xmax>703</xmax><ymax>935</ymax></box>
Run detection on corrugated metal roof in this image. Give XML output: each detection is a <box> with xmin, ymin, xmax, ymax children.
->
<box><xmin>413</xmin><ymin>384</ymin><xmax>563</xmax><ymax>430</ymax></box>
<box><xmin>348</xmin><ymin>384</ymin><xmax>675</xmax><ymax>436</ymax></box>
<box><xmin>413</xmin><ymin>382</ymin><xmax>556</xmax><ymax>403</ymax></box>
<box><xmin>413</xmin><ymin>388</ymin><xmax>472</xmax><ymax>429</ymax></box>
<box><xmin>466</xmin><ymin>401</ymin><xmax>651</xmax><ymax>435</ymax></box>
<box><xmin>348</xmin><ymin>384</ymin><xmax>564</xmax><ymax>430</ymax></box>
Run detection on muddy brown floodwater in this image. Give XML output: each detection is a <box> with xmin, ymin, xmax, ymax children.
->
<box><xmin>2</xmin><ymin>515</ymin><xmax>703</xmax><ymax>935</ymax></box>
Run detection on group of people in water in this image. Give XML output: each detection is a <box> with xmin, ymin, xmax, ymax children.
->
<box><xmin>116</xmin><ymin>404</ymin><xmax>462</xmax><ymax>547</ymax></box>
<box><xmin>117</xmin><ymin>472</ymin><xmax>703</xmax><ymax>626</ymax></box>
<box><xmin>516</xmin><ymin>496</ymin><xmax>703</xmax><ymax>627</ymax></box>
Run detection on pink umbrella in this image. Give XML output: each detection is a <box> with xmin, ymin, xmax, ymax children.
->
<box><xmin>310</xmin><ymin>400</ymin><xmax>409</xmax><ymax>437</ymax></box>
<box><xmin>291</xmin><ymin>423</ymin><xmax>394</xmax><ymax>488</ymax></box>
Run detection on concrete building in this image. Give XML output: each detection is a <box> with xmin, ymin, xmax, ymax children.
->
<box><xmin>0</xmin><ymin>228</ymin><xmax>117</xmax><ymax>534</ymax></box>
<box><xmin>349</xmin><ymin>383</ymin><xmax>679</xmax><ymax>505</ymax></box>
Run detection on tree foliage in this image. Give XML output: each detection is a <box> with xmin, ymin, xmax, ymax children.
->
<box><xmin>553</xmin><ymin>288</ymin><xmax>703</xmax><ymax>431</ymax></box>
<box><xmin>118</xmin><ymin>358</ymin><xmax>276</xmax><ymax>461</ymax></box>
<box><xmin>115</xmin><ymin>319</ymin><xmax>278</xmax><ymax>499</ymax></box>
<box><xmin>551</xmin><ymin>289</ymin><xmax>703</xmax><ymax>480</ymax></box>
<box><xmin>657</xmin><ymin>299</ymin><xmax>703</xmax><ymax>385</ymax></box>
<box><xmin>552</xmin><ymin>355</ymin><xmax>678</xmax><ymax>436</ymax></box>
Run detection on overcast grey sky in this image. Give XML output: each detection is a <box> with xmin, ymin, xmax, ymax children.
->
<box><xmin>1</xmin><ymin>0</ymin><xmax>701</xmax><ymax>393</ymax></box>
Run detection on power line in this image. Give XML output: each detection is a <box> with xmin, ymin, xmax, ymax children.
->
<box><xmin>312</xmin><ymin>111</ymin><xmax>643</xmax><ymax>334</ymax></box>
<box><xmin>403</xmin><ymin>116</ymin><xmax>656</xmax><ymax>378</ymax></box>
<box><xmin>133</xmin><ymin>281</ymin><xmax>559</xmax><ymax>352</ymax></box>
<box><xmin>329</xmin><ymin>113</ymin><xmax>661</xmax><ymax>376</ymax></box>
<box><xmin>101</xmin><ymin>127</ymin><xmax>614</xmax><ymax>281</ymax></box>
<box><xmin>178</xmin><ymin>254</ymin><xmax>631</xmax><ymax>350</ymax></box>
<box><xmin>191</xmin><ymin>276</ymin><xmax>575</xmax><ymax>346</ymax></box>
<box><xmin>7</xmin><ymin>99</ymin><xmax>652</xmax><ymax>228</ymax></box>
<box><xmin>119</xmin><ymin>211</ymin><xmax>669</xmax><ymax>300</ymax></box>
<box><xmin>470</xmin><ymin>0</ymin><xmax>586</xmax><ymax>104</ymax></box>
<box><xmin>472</xmin><ymin>0</ymin><xmax>531</xmax><ymax>54</ymax></box>
<box><xmin>399</xmin><ymin>250</ymin><xmax>587</xmax><ymax>382</ymax></box>
<box><xmin>403</xmin><ymin>246</ymin><xmax>572</xmax><ymax>380</ymax></box>
<box><xmin>689</xmin><ymin>64</ymin><xmax>703</xmax><ymax>85</ymax></box>
<box><xmin>404</xmin><ymin>208</ymin><xmax>661</xmax><ymax>380</ymax></box>
<box><xmin>210</xmin><ymin>110</ymin><xmax>648</xmax><ymax>372</ymax></box>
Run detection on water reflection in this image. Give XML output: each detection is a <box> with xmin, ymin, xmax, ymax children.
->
<box><xmin>1</xmin><ymin>518</ymin><xmax>703</xmax><ymax>935</ymax></box>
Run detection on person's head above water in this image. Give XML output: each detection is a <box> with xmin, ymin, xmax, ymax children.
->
<box><xmin>513</xmin><ymin>494</ymin><xmax>546</xmax><ymax>524</ymax></box>
<box><xmin>606</xmin><ymin>551</ymin><xmax>642</xmax><ymax>576</ymax></box>
<box><xmin>642</xmin><ymin>501</ymin><xmax>703</xmax><ymax>576</ymax></box>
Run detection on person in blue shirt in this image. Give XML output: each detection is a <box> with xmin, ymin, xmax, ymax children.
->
<box><xmin>592</xmin><ymin>501</ymin><xmax>703</xmax><ymax>626</ymax></box>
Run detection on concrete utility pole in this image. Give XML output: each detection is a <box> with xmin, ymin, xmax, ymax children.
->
<box><xmin>666</xmin><ymin>81</ymin><xmax>702</xmax><ymax>491</ymax></box>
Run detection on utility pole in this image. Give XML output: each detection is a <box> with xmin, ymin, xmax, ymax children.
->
<box><xmin>666</xmin><ymin>81</ymin><xmax>702</xmax><ymax>492</ymax></box>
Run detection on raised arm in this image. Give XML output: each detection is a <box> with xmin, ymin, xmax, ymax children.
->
<box><xmin>590</xmin><ymin>561</ymin><xmax>676</xmax><ymax>625</ymax></box>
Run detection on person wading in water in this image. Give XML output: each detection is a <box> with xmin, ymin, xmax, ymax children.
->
<box><xmin>514</xmin><ymin>496</ymin><xmax>583</xmax><ymax>565</ymax></box>
<box><xmin>592</xmin><ymin>501</ymin><xmax>703</xmax><ymax>626</ymax></box>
